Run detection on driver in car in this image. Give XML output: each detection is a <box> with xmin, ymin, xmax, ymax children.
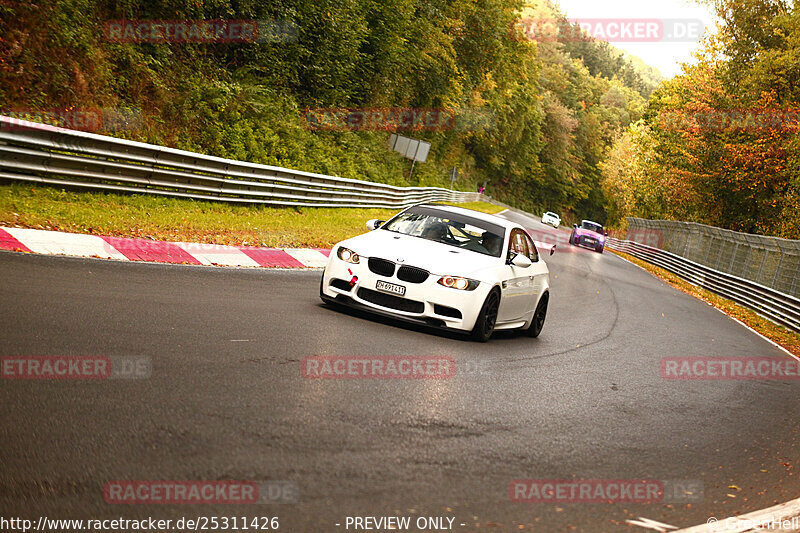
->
<box><xmin>481</xmin><ymin>231</ymin><xmax>502</xmax><ymax>256</ymax></box>
<box><xmin>421</xmin><ymin>221</ymin><xmax>448</xmax><ymax>241</ymax></box>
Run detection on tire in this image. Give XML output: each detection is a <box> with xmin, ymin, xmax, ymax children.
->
<box><xmin>526</xmin><ymin>292</ymin><xmax>548</xmax><ymax>338</ymax></box>
<box><xmin>569</xmin><ymin>233</ymin><xmax>576</xmax><ymax>246</ymax></box>
<box><xmin>595</xmin><ymin>245</ymin><xmax>604</xmax><ymax>253</ymax></box>
<box><xmin>471</xmin><ymin>288</ymin><xmax>501</xmax><ymax>342</ymax></box>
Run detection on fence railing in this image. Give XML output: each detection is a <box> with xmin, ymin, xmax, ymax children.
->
<box><xmin>0</xmin><ymin>116</ymin><xmax>480</xmax><ymax>209</ymax></box>
<box><xmin>607</xmin><ymin>237</ymin><xmax>800</xmax><ymax>333</ymax></box>
<box><xmin>625</xmin><ymin>217</ymin><xmax>800</xmax><ymax>299</ymax></box>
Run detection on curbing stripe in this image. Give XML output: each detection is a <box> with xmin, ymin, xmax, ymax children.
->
<box><xmin>4</xmin><ymin>227</ymin><xmax>128</xmax><ymax>260</ymax></box>
<box><xmin>172</xmin><ymin>242</ymin><xmax>270</xmax><ymax>267</ymax></box>
<box><xmin>100</xmin><ymin>236</ymin><xmax>202</xmax><ymax>265</ymax></box>
<box><xmin>240</xmin><ymin>247</ymin><xmax>305</xmax><ymax>268</ymax></box>
<box><xmin>0</xmin><ymin>228</ymin><xmax>32</xmax><ymax>253</ymax></box>
<box><xmin>0</xmin><ymin>226</ymin><xmax>331</xmax><ymax>268</ymax></box>
<box><xmin>284</xmin><ymin>248</ymin><xmax>329</xmax><ymax>268</ymax></box>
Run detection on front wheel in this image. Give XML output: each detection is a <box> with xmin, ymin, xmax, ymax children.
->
<box><xmin>595</xmin><ymin>245</ymin><xmax>604</xmax><ymax>253</ymax></box>
<box><xmin>471</xmin><ymin>289</ymin><xmax>500</xmax><ymax>342</ymax></box>
<box><xmin>526</xmin><ymin>293</ymin><xmax>549</xmax><ymax>338</ymax></box>
<box><xmin>319</xmin><ymin>272</ymin><xmax>329</xmax><ymax>304</ymax></box>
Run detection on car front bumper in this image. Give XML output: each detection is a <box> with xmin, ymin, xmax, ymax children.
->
<box><xmin>321</xmin><ymin>254</ymin><xmax>492</xmax><ymax>332</ymax></box>
<box><xmin>574</xmin><ymin>235</ymin><xmax>604</xmax><ymax>248</ymax></box>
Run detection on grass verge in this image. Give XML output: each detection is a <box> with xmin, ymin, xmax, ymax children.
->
<box><xmin>610</xmin><ymin>249</ymin><xmax>800</xmax><ymax>357</ymax></box>
<box><xmin>0</xmin><ymin>184</ymin><xmax>505</xmax><ymax>248</ymax></box>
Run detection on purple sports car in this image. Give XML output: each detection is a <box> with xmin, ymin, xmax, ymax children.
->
<box><xmin>570</xmin><ymin>220</ymin><xmax>607</xmax><ymax>253</ymax></box>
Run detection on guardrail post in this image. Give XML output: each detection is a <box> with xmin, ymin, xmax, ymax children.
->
<box><xmin>714</xmin><ymin>241</ymin><xmax>725</xmax><ymax>271</ymax></box>
<box><xmin>682</xmin><ymin>224</ymin><xmax>690</xmax><ymax>257</ymax></box>
<box><xmin>703</xmin><ymin>236</ymin><xmax>714</xmax><ymax>266</ymax></box>
<box><xmin>742</xmin><ymin>245</ymin><xmax>753</xmax><ymax>278</ymax></box>
<box><xmin>772</xmin><ymin>252</ymin><xmax>785</xmax><ymax>290</ymax></box>
<box><xmin>728</xmin><ymin>242</ymin><xmax>739</xmax><ymax>273</ymax></box>
<box><xmin>756</xmin><ymin>248</ymin><xmax>768</xmax><ymax>283</ymax></box>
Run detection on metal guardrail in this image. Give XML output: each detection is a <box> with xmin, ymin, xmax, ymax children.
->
<box><xmin>5</xmin><ymin>116</ymin><xmax>795</xmax><ymax>331</ymax></box>
<box><xmin>626</xmin><ymin>217</ymin><xmax>800</xmax><ymax>299</ymax></box>
<box><xmin>607</xmin><ymin>237</ymin><xmax>800</xmax><ymax>333</ymax></box>
<box><xmin>0</xmin><ymin>116</ymin><xmax>480</xmax><ymax>208</ymax></box>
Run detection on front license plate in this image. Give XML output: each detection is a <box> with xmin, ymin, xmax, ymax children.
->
<box><xmin>376</xmin><ymin>280</ymin><xmax>406</xmax><ymax>296</ymax></box>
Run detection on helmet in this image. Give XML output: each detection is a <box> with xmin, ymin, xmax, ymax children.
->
<box><xmin>482</xmin><ymin>231</ymin><xmax>502</xmax><ymax>256</ymax></box>
<box><xmin>422</xmin><ymin>222</ymin><xmax>448</xmax><ymax>241</ymax></box>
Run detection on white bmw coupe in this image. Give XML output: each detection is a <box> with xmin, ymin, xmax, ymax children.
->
<box><xmin>320</xmin><ymin>204</ymin><xmax>552</xmax><ymax>342</ymax></box>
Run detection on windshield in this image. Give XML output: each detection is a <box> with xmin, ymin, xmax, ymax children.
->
<box><xmin>382</xmin><ymin>206</ymin><xmax>506</xmax><ymax>257</ymax></box>
<box><xmin>581</xmin><ymin>221</ymin><xmax>603</xmax><ymax>233</ymax></box>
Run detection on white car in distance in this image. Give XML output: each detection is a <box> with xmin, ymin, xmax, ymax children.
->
<box><xmin>320</xmin><ymin>204</ymin><xmax>552</xmax><ymax>342</ymax></box>
<box><xmin>541</xmin><ymin>211</ymin><xmax>561</xmax><ymax>228</ymax></box>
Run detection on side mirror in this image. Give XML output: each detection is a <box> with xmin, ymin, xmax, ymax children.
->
<box><xmin>510</xmin><ymin>253</ymin><xmax>532</xmax><ymax>268</ymax></box>
<box><xmin>573</xmin><ymin>224</ymin><xmax>578</xmax><ymax>229</ymax></box>
<box><xmin>604</xmin><ymin>230</ymin><xmax>608</xmax><ymax>236</ymax></box>
<box><xmin>366</xmin><ymin>219</ymin><xmax>385</xmax><ymax>230</ymax></box>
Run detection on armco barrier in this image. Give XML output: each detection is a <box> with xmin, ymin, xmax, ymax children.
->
<box><xmin>0</xmin><ymin>116</ymin><xmax>480</xmax><ymax>208</ymax></box>
<box><xmin>607</xmin><ymin>237</ymin><xmax>800</xmax><ymax>333</ymax></box>
<box><xmin>626</xmin><ymin>217</ymin><xmax>800</xmax><ymax>298</ymax></box>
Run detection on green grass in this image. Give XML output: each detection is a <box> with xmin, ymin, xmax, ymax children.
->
<box><xmin>0</xmin><ymin>184</ymin><xmax>505</xmax><ymax>248</ymax></box>
<box><xmin>444</xmin><ymin>201</ymin><xmax>506</xmax><ymax>215</ymax></box>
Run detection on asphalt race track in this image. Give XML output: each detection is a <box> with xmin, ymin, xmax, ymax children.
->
<box><xmin>1</xmin><ymin>210</ymin><xmax>799</xmax><ymax>532</ymax></box>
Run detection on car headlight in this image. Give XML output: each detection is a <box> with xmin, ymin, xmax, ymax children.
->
<box><xmin>337</xmin><ymin>246</ymin><xmax>360</xmax><ymax>264</ymax></box>
<box><xmin>437</xmin><ymin>276</ymin><xmax>479</xmax><ymax>291</ymax></box>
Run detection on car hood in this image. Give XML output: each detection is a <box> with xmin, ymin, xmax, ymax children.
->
<box><xmin>339</xmin><ymin>229</ymin><xmax>501</xmax><ymax>279</ymax></box>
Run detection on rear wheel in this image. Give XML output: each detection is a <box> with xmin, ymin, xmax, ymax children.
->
<box><xmin>526</xmin><ymin>292</ymin><xmax>549</xmax><ymax>338</ymax></box>
<box><xmin>471</xmin><ymin>289</ymin><xmax>500</xmax><ymax>342</ymax></box>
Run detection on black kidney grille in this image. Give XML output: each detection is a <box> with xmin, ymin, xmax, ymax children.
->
<box><xmin>368</xmin><ymin>257</ymin><xmax>395</xmax><ymax>277</ymax></box>
<box><xmin>397</xmin><ymin>265</ymin><xmax>429</xmax><ymax>284</ymax></box>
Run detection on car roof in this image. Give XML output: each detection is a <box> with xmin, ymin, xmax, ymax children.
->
<box><xmin>414</xmin><ymin>203</ymin><xmax>519</xmax><ymax>230</ymax></box>
<box><xmin>581</xmin><ymin>219</ymin><xmax>602</xmax><ymax>226</ymax></box>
